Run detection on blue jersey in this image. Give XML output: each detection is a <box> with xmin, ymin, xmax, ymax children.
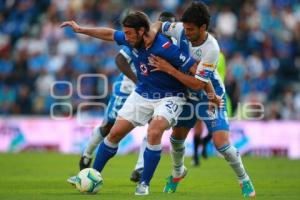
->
<box><xmin>114</xmin><ymin>31</ymin><xmax>196</xmax><ymax>99</ymax></box>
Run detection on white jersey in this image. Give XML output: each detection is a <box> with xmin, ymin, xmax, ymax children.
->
<box><xmin>113</xmin><ymin>47</ymin><xmax>136</xmax><ymax>96</ymax></box>
<box><xmin>162</xmin><ymin>22</ymin><xmax>225</xmax><ymax>97</ymax></box>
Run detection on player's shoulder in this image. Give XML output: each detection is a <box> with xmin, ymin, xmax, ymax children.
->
<box><xmin>153</xmin><ymin>33</ymin><xmax>173</xmax><ymax>51</ymax></box>
<box><xmin>206</xmin><ymin>33</ymin><xmax>220</xmax><ymax>52</ymax></box>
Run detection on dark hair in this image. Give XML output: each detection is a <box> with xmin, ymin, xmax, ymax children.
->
<box><xmin>122</xmin><ymin>11</ymin><xmax>150</xmax><ymax>32</ymax></box>
<box><xmin>181</xmin><ymin>1</ymin><xmax>210</xmax><ymax>29</ymax></box>
<box><xmin>158</xmin><ymin>11</ymin><xmax>176</xmax><ymax>23</ymax></box>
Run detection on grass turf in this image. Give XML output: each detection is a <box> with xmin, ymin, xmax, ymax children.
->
<box><xmin>0</xmin><ymin>152</ymin><xmax>299</xmax><ymax>200</ymax></box>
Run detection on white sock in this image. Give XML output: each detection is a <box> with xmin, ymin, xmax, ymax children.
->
<box><xmin>83</xmin><ymin>125</ymin><xmax>105</xmax><ymax>157</ymax></box>
<box><xmin>170</xmin><ymin>136</ymin><xmax>185</xmax><ymax>178</ymax></box>
<box><xmin>218</xmin><ymin>144</ymin><xmax>249</xmax><ymax>182</ymax></box>
<box><xmin>103</xmin><ymin>137</ymin><xmax>119</xmax><ymax>148</ymax></box>
<box><xmin>135</xmin><ymin>136</ymin><xmax>147</xmax><ymax>170</ymax></box>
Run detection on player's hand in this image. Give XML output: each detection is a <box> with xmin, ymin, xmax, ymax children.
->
<box><xmin>148</xmin><ymin>54</ymin><xmax>174</xmax><ymax>73</ymax></box>
<box><xmin>60</xmin><ymin>20</ymin><xmax>81</xmax><ymax>33</ymax></box>
<box><xmin>208</xmin><ymin>94</ymin><xmax>224</xmax><ymax>112</ymax></box>
<box><xmin>207</xmin><ymin>95</ymin><xmax>224</xmax><ymax>119</ymax></box>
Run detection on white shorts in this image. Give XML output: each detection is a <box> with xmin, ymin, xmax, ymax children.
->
<box><xmin>118</xmin><ymin>91</ymin><xmax>185</xmax><ymax>127</ymax></box>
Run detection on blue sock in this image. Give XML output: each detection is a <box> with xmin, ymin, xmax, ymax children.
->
<box><xmin>93</xmin><ymin>138</ymin><xmax>118</xmax><ymax>172</ymax></box>
<box><xmin>140</xmin><ymin>144</ymin><xmax>162</xmax><ymax>186</ymax></box>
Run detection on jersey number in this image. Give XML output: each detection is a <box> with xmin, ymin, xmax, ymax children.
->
<box><xmin>165</xmin><ymin>100</ymin><xmax>179</xmax><ymax>113</ymax></box>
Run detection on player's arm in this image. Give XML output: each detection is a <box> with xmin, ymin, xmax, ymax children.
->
<box><xmin>60</xmin><ymin>20</ymin><xmax>115</xmax><ymax>41</ymax></box>
<box><xmin>115</xmin><ymin>53</ymin><xmax>137</xmax><ymax>84</ymax></box>
<box><xmin>151</xmin><ymin>21</ymin><xmax>181</xmax><ymax>40</ymax></box>
<box><xmin>149</xmin><ymin>55</ymin><xmax>222</xmax><ymax>106</ymax></box>
<box><xmin>149</xmin><ymin>56</ymin><xmax>205</xmax><ymax>90</ymax></box>
<box><xmin>151</xmin><ymin>21</ymin><xmax>162</xmax><ymax>34</ymax></box>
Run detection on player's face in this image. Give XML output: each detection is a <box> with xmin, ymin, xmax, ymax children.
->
<box><xmin>123</xmin><ymin>27</ymin><xmax>144</xmax><ymax>48</ymax></box>
<box><xmin>183</xmin><ymin>22</ymin><xmax>201</xmax><ymax>42</ymax></box>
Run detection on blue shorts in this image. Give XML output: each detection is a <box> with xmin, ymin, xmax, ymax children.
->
<box><xmin>103</xmin><ymin>93</ymin><xmax>129</xmax><ymax>125</ymax></box>
<box><xmin>176</xmin><ymin>95</ymin><xmax>230</xmax><ymax>133</ymax></box>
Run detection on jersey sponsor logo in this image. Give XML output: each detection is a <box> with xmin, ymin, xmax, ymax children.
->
<box><xmin>203</xmin><ymin>63</ymin><xmax>215</xmax><ymax>68</ymax></box>
<box><xmin>179</xmin><ymin>53</ymin><xmax>186</xmax><ymax>62</ymax></box>
<box><xmin>162</xmin><ymin>41</ymin><xmax>171</xmax><ymax>49</ymax></box>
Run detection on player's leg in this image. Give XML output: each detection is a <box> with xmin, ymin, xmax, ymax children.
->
<box><xmin>135</xmin><ymin>116</ymin><xmax>170</xmax><ymax>195</ymax></box>
<box><xmin>192</xmin><ymin>120</ymin><xmax>203</xmax><ymax>166</ymax></box>
<box><xmin>80</xmin><ymin>123</ymin><xmax>113</xmax><ymax>170</ymax></box>
<box><xmin>201</xmin><ymin>97</ymin><xmax>255</xmax><ymax>198</ymax></box>
<box><xmin>163</xmin><ymin>100</ymin><xmax>197</xmax><ymax>193</ymax></box>
<box><xmin>136</xmin><ymin>96</ymin><xmax>185</xmax><ymax>195</ymax></box>
<box><xmin>212</xmin><ymin>130</ymin><xmax>255</xmax><ymax>197</ymax></box>
<box><xmin>79</xmin><ymin>94</ymin><xmax>127</xmax><ymax>169</ymax></box>
<box><xmin>201</xmin><ymin>131</ymin><xmax>212</xmax><ymax>159</ymax></box>
<box><xmin>93</xmin><ymin>117</ymin><xmax>135</xmax><ymax>172</ymax></box>
<box><xmin>130</xmin><ymin>136</ymin><xmax>147</xmax><ymax>182</ymax></box>
<box><xmin>67</xmin><ymin>95</ymin><xmax>123</xmax><ymax>185</ymax></box>
<box><xmin>93</xmin><ymin>91</ymin><xmax>151</xmax><ymax>173</ymax></box>
<box><xmin>163</xmin><ymin>127</ymin><xmax>190</xmax><ymax>193</ymax></box>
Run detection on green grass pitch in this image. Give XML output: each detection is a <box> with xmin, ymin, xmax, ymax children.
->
<box><xmin>0</xmin><ymin>152</ymin><xmax>299</xmax><ymax>200</ymax></box>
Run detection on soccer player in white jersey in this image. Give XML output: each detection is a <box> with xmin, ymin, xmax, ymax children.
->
<box><xmin>149</xmin><ymin>2</ymin><xmax>255</xmax><ymax>198</ymax></box>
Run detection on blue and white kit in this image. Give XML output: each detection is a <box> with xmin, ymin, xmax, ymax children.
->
<box><xmin>162</xmin><ymin>22</ymin><xmax>230</xmax><ymax>132</ymax></box>
<box><xmin>113</xmin><ymin>31</ymin><xmax>196</xmax><ymax>127</ymax></box>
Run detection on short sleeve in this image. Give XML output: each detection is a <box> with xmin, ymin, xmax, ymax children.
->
<box><xmin>114</xmin><ymin>31</ymin><xmax>128</xmax><ymax>46</ymax></box>
<box><xmin>195</xmin><ymin>49</ymin><xmax>219</xmax><ymax>82</ymax></box>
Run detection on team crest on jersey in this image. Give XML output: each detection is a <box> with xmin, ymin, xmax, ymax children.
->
<box><xmin>140</xmin><ymin>63</ymin><xmax>148</xmax><ymax>76</ymax></box>
<box><xmin>195</xmin><ymin>49</ymin><xmax>202</xmax><ymax>58</ymax></box>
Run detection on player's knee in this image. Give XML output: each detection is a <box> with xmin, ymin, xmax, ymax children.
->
<box><xmin>147</xmin><ymin>128</ymin><xmax>163</xmax><ymax>145</ymax></box>
<box><xmin>106</xmin><ymin>128</ymin><xmax>123</xmax><ymax>144</ymax></box>
<box><xmin>212</xmin><ymin>130</ymin><xmax>230</xmax><ymax>149</ymax></box>
<box><xmin>106</xmin><ymin>133</ymin><xmax>121</xmax><ymax>144</ymax></box>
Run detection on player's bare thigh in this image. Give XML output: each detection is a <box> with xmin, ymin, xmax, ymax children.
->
<box><xmin>147</xmin><ymin>116</ymin><xmax>170</xmax><ymax>145</ymax></box>
<box><xmin>106</xmin><ymin>117</ymin><xmax>135</xmax><ymax>143</ymax></box>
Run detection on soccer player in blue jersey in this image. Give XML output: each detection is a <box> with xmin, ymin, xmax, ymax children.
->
<box><xmin>61</xmin><ymin>11</ymin><xmax>221</xmax><ymax>195</ymax></box>
<box><xmin>149</xmin><ymin>2</ymin><xmax>256</xmax><ymax>198</ymax></box>
<box><xmin>67</xmin><ymin>12</ymin><xmax>180</xmax><ymax>185</ymax></box>
<box><xmin>129</xmin><ymin>11</ymin><xmax>178</xmax><ymax>182</ymax></box>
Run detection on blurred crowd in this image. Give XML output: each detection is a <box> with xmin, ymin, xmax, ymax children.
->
<box><xmin>0</xmin><ymin>0</ymin><xmax>300</xmax><ymax>120</ymax></box>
